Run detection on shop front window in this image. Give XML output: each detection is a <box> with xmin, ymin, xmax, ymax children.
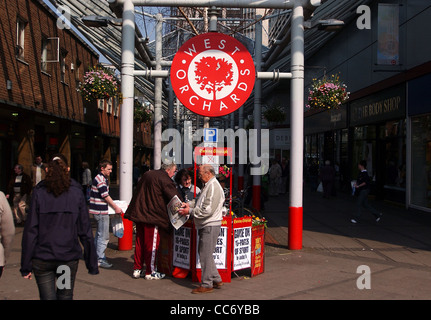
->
<box><xmin>411</xmin><ymin>115</ymin><xmax>431</xmax><ymax>209</ymax></box>
<box><xmin>305</xmin><ymin>134</ymin><xmax>319</xmax><ymax>164</ymax></box>
<box><xmin>383</xmin><ymin>120</ymin><xmax>406</xmax><ymax>189</ymax></box>
<box><xmin>339</xmin><ymin>129</ymin><xmax>349</xmax><ymax>190</ymax></box>
<box><xmin>352</xmin><ymin>126</ymin><xmax>376</xmax><ymax>179</ymax></box>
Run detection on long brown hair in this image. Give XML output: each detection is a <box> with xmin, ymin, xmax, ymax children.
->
<box><xmin>44</xmin><ymin>153</ymin><xmax>71</xmax><ymax>197</ymax></box>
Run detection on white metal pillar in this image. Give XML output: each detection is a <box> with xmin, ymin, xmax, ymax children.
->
<box><xmin>153</xmin><ymin>13</ymin><xmax>163</xmax><ymax>169</ymax></box>
<box><xmin>288</xmin><ymin>2</ymin><xmax>305</xmax><ymax>250</ymax></box>
<box><xmin>119</xmin><ymin>0</ymin><xmax>135</xmax><ymax>203</ymax></box>
<box><xmin>252</xmin><ymin>15</ymin><xmax>262</xmax><ymax>211</ymax></box>
<box><xmin>238</xmin><ymin>103</ymin><xmax>245</xmax><ymax>191</ymax></box>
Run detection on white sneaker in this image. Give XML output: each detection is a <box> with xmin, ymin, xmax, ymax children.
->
<box><xmin>350</xmin><ymin>218</ymin><xmax>358</xmax><ymax>224</ymax></box>
<box><xmin>144</xmin><ymin>271</ymin><xmax>165</xmax><ymax>280</ymax></box>
<box><xmin>98</xmin><ymin>259</ymin><xmax>113</xmax><ymax>269</ymax></box>
<box><xmin>132</xmin><ymin>269</ymin><xmax>142</xmax><ymax>279</ymax></box>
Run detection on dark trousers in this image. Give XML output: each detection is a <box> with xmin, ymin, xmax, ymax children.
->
<box><xmin>32</xmin><ymin>259</ymin><xmax>79</xmax><ymax>300</ymax></box>
<box><xmin>355</xmin><ymin>189</ymin><xmax>380</xmax><ymax>220</ymax></box>
<box><xmin>322</xmin><ymin>180</ymin><xmax>334</xmax><ymax>198</ymax></box>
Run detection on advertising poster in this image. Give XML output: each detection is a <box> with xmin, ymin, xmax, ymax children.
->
<box><xmin>173</xmin><ymin>226</ymin><xmax>192</xmax><ymax>269</ymax></box>
<box><xmin>232</xmin><ymin>216</ymin><xmax>252</xmax><ymax>271</ymax></box>
<box><xmin>251</xmin><ymin>225</ymin><xmax>265</xmax><ymax>276</ymax></box>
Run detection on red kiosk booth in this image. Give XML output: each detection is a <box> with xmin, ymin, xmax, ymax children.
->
<box><xmin>157</xmin><ymin>146</ymin><xmax>265</xmax><ymax>282</ymax></box>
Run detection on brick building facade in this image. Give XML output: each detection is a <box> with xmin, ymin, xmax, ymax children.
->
<box><xmin>0</xmin><ymin>0</ymin><xmax>121</xmax><ymax>191</ymax></box>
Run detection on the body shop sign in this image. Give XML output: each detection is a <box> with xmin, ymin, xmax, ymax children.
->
<box><xmin>170</xmin><ymin>33</ymin><xmax>255</xmax><ymax>117</ymax></box>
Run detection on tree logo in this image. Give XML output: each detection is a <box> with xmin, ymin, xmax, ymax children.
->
<box><xmin>195</xmin><ymin>56</ymin><xmax>234</xmax><ymax>100</ymax></box>
<box><xmin>170</xmin><ymin>33</ymin><xmax>255</xmax><ymax>117</ymax></box>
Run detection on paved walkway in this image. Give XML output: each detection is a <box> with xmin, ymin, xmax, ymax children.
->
<box><xmin>2</xmin><ymin>188</ymin><xmax>431</xmax><ymax>302</ymax></box>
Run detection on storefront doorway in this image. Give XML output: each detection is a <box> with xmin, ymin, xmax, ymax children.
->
<box><xmin>351</xmin><ymin>120</ymin><xmax>406</xmax><ymax>202</ymax></box>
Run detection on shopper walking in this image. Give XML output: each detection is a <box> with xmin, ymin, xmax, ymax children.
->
<box><xmin>20</xmin><ymin>154</ymin><xmax>98</xmax><ymax>300</ymax></box>
<box><xmin>31</xmin><ymin>155</ymin><xmax>46</xmax><ymax>187</ymax></box>
<box><xmin>268</xmin><ymin>159</ymin><xmax>282</xmax><ymax>196</ymax></box>
<box><xmin>6</xmin><ymin>164</ymin><xmax>32</xmax><ymax>225</ymax></box>
<box><xmin>351</xmin><ymin>160</ymin><xmax>383</xmax><ymax>224</ymax></box>
<box><xmin>319</xmin><ymin>160</ymin><xmax>336</xmax><ymax>199</ymax></box>
<box><xmin>125</xmin><ymin>163</ymin><xmax>180</xmax><ymax>280</ymax></box>
<box><xmin>31</xmin><ymin>156</ymin><xmax>46</xmax><ymax>187</ymax></box>
<box><xmin>280</xmin><ymin>157</ymin><xmax>289</xmax><ymax>194</ymax></box>
<box><xmin>89</xmin><ymin>159</ymin><xmax>123</xmax><ymax>269</ymax></box>
<box><xmin>81</xmin><ymin>161</ymin><xmax>92</xmax><ymax>201</ymax></box>
<box><xmin>0</xmin><ymin>191</ymin><xmax>15</xmax><ymax>279</ymax></box>
<box><xmin>179</xmin><ymin>164</ymin><xmax>225</xmax><ymax>294</ymax></box>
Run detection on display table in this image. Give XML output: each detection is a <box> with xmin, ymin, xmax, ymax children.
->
<box><xmin>157</xmin><ymin>215</ymin><xmax>265</xmax><ymax>282</ymax></box>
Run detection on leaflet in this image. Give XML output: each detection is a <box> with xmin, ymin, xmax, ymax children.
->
<box><xmin>108</xmin><ymin>200</ymin><xmax>129</xmax><ymax>214</ymax></box>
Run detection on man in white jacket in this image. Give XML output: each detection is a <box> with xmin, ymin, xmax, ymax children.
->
<box><xmin>179</xmin><ymin>164</ymin><xmax>225</xmax><ymax>294</ymax></box>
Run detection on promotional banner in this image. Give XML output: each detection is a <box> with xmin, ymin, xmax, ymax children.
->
<box><xmin>377</xmin><ymin>4</ymin><xmax>399</xmax><ymax>65</ymax></box>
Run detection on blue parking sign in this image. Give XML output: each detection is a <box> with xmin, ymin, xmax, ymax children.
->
<box><xmin>204</xmin><ymin>128</ymin><xmax>218</xmax><ymax>143</ymax></box>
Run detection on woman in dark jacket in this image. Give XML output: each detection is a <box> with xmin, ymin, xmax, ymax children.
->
<box><xmin>21</xmin><ymin>154</ymin><xmax>98</xmax><ymax>300</ymax></box>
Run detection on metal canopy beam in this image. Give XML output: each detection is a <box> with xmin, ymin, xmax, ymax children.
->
<box><xmin>48</xmin><ymin>0</ymin><xmax>169</xmax><ymax>114</ymax></box>
<box><xmin>108</xmin><ymin>0</ymin><xmax>323</xmax><ymax>9</ymax></box>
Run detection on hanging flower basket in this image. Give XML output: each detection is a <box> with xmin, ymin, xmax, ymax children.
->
<box><xmin>79</xmin><ymin>65</ymin><xmax>119</xmax><ymax>102</ymax></box>
<box><xmin>134</xmin><ymin>101</ymin><xmax>153</xmax><ymax>124</ymax></box>
<box><xmin>306</xmin><ymin>74</ymin><xmax>350</xmax><ymax>111</ymax></box>
<box><xmin>263</xmin><ymin>105</ymin><xmax>286</xmax><ymax>123</ymax></box>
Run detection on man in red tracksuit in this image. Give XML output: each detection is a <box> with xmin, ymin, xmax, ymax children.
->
<box><xmin>124</xmin><ymin>163</ymin><xmax>180</xmax><ymax>280</ymax></box>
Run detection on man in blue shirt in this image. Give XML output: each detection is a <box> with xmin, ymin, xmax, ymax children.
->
<box><xmin>89</xmin><ymin>159</ymin><xmax>123</xmax><ymax>268</ymax></box>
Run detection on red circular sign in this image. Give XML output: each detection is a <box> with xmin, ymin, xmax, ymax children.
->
<box><xmin>170</xmin><ymin>33</ymin><xmax>256</xmax><ymax>117</ymax></box>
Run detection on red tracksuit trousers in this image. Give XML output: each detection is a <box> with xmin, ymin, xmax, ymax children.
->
<box><xmin>133</xmin><ymin>222</ymin><xmax>160</xmax><ymax>275</ymax></box>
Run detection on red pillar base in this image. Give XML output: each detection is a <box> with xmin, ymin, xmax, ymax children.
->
<box><xmin>118</xmin><ymin>214</ymin><xmax>133</xmax><ymax>251</ymax></box>
<box><xmin>252</xmin><ymin>185</ymin><xmax>261</xmax><ymax>212</ymax></box>
<box><xmin>238</xmin><ymin>176</ymin><xmax>244</xmax><ymax>192</ymax></box>
<box><xmin>288</xmin><ymin>207</ymin><xmax>303</xmax><ymax>250</ymax></box>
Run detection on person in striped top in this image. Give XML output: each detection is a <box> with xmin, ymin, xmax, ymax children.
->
<box><xmin>89</xmin><ymin>159</ymin><xmax>123</xmax><ymax>268</ymax></box>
